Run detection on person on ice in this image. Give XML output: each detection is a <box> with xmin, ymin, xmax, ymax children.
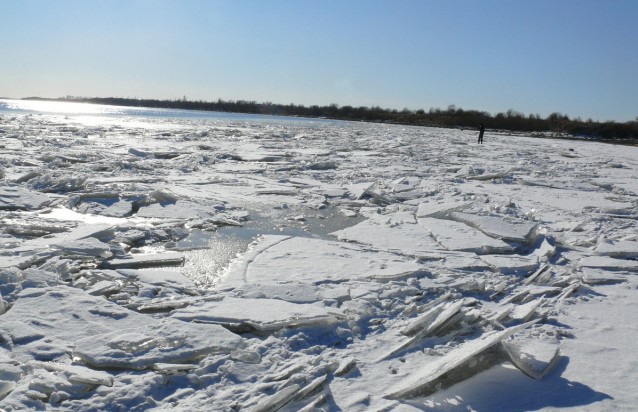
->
<box><xmin>478</xmin><ymin>123</ymin><xmax>485</xmax><ymax>144</ymax></box>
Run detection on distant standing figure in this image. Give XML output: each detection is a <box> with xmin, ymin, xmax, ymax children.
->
<box><xmin>478</xmin><ymin>123</ymin><xmax>485</xmax><ymax>144</ymax></box>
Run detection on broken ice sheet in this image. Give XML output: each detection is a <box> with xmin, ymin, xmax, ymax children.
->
<box><xmin>580</xmin><ymin>256</ymin><xmax>638</xmax><ymax>271</ymax></box>
<box><xmin>332</xmin><ymin>218</ymin><xmax>444</xmax><ymax>258</ymax></box>
<box><xmin>0</xmin><ymin>186</ymin><xmax>52</xmax><ymax>210</ymax></box>
<box><xmin>479</xmin><ymin>254</ymin><xmax>540</xmax><ymax>275</ymax></box>
<box><xmin>218</xmin><ymin>235</ymin><xmax>426</xmax><ymax>289</ymax></box>
<box><xmin>102</xmin><ymin>251</ymin><xmax>185</xmax><ymax>269</ymax></box>
<box><xmin>416</xmin><ymin>200</ymin><xmax>472</xmax><ymax>218</ymax></box>
<box><xmin>594</xmin><ymin>239</ymin><xmax>638</xmax><ymax>259</ymax></box>
<box><xmin>231</xmin><ymin>281</ymin><xmax>320</xmax><ymax>304</ymax></box>
<box><xmin>135</xmin><ymin>200</ymin><xmax>222</xmax><ymax>219</ymax></box>
<box><xmin>170</xmin><ymin>296</ymin><xmax>342</xmax><ymax>332</ymax></box>
<box><xmin>117</xmin><ymin>268</ymin><xmax>195</xmax><ymax>288</ymax></box>
<box><xmin>385</xmin><ymin>320</ymin><xmax>537</xmax><ymax>399</ymax></box>
<box><xmin>448</xmin><ymin>212</ymin><xmax>538</xmax><ymax>244</ymax></box>
<box><xmin>51</xmin><ymin>237</ymin><xmax>111</xmax><ymax>258</ymax></box>
<box><xmin>419</xmin><ymin>217</ymin><xmax>515</xmax><ymax>254</ymax></box>
<box><xmin>502</xmin><ymin>339</ymin><xmax>561</xmax><ymax>380</ymax></box>
<box><xmin>2</xmin><ymin>286</ymin><xmax>240</xmax><ymax>368</ymax></box>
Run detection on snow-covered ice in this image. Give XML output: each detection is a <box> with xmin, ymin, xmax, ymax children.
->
<box><xmin>1</xmin><ymin>109</ymin><xmax>637</xmax><ymax>410</ymax></box>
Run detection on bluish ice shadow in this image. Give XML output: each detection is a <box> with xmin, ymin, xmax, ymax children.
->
<box><xmin>399</xmin><ymin>357</ymin><xmax>612</xmax><ymax>411</ymax></box>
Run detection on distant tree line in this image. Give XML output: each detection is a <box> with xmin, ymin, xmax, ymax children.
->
<box><xmin>31</xmin><ymin>96</ymin><xmax>638</xmax><ymax>141</ymax></box>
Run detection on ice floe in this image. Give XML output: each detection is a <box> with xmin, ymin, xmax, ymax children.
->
<box><xmin>0</xmin><ymin>111</ymin><xmax>637</xmax><ymax>410</ymax></box>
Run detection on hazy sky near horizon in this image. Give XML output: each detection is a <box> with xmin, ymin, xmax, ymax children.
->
<box><xmin>1</xmin><ymin>0</ymin><xmax>637</xmax><ymax>122</ymax></box>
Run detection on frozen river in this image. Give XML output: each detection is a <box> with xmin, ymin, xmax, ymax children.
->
<box><xmin>1</xmin><ymin>100</ymin><xmax>637</xmax><ymax>411</ymax></box>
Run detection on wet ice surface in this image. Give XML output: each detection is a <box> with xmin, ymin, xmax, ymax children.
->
<box><xmin>1</xmin><ymin>112</ymin><xmax>638</xmax><ymax>411</ymax></box>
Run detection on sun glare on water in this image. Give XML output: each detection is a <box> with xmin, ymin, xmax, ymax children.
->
<box><xmin>0</xmin><ymin>98</ymin><xmax>118</xmax><ymax>115</ymax></box>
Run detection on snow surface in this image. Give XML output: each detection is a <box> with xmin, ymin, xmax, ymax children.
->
<box><xmin>1</xmin><ymin>111</ymin><xmax>637</xmax><ymax>411</ymax></box>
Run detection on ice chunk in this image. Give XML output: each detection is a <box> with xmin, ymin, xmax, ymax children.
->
<box><xmin>136</xmin><ymin>200</ymin><xmax>219</xmax><ymax>219</ymax></box>
<box><xmin>534</xmin><ymin>238</ymin><xmax>556</xmax><ymax>260</ymax></box>
<box><xmin>0</xmin><ymin>255</ymin><xmax>42</xmax><ymax>270</ymax></box>
<box><xmin>332</xmin><ymin>219</ymin><xmax>444</xmax><ymax>257</ymax></box>
<box><xmin>502</xmin><ymin>339</ymin><xmax>561</xmax><ymax>379</ymax></box>
<box><xmin>419</xmin><ymin>217</ymin><xmax>514</xmax><ymax>254</ymax></box>
<box><xmin>334</xmin><ymin>358</ymin><xmax>357</xmax><ymax>376</ymax></box>
<box><xmin>233</xmin><ymin>282</ymin><xmax>320</xmax><ymax>304</ymax></box>
<box><xmin>86</xmin><ymin>280</ymin><xmax>121</xmax><ymax>296</ymax></box>
<box><xmin>508</xmin><ymin>297</ymin><xmax>544</xmax><ymax>322</ymax></box>
<box><xmin>594</xmin><ymin>239</ymin><xmax>638</xmax><ymax>258</ymax></box>
<box><xmin>466</xmin><ymin>169</ymin><xmax>511</xmax><ymax>181</ymax></box>
<box><xmin>171</xmin><ymin>296</ymin><xmax>342</xmax><ymax>332</ymax></box>
<box><xmin>448</xmin><ymin>212</ymin><xmax>538</xmax><ymax>243</ymax></box>
<box><xmin>0</xmin><ymin>186</ymin><xmax>51</xmax><ymax>210</ymax></box>
<box><xmin>580</xmin><ymin>256</ymin><xmax>638</xmax><ymax>271</ymax></box>
<box><xmin>480</xmin><ymin>254</ymin><xmax>539</xmax><ymax>275</ymax></box>
<box><xmin>233</xmin><ymin>143</ymin><xmax>288</xmax><ymax>162</ymax></box>
<box><xmin>523</xmin><ymin>264</ymin><xmax>550</xmax><ymax>285</ymax></box>
<box><xmin>128</xmin><ymin>147</ymin><xmax>184</xmax><ymax>159</ymax></box>
<box><xmin>416</xmin><ymin>200</ymin><xmax>471</xmax><ymax>218</ymax></box>
<box><xmin>391</xmin><ymin>176</ymin><xmax>420</xmax><ymax>193</ymax></box>
<box><xmin>74</xmin><ymin>319</ymin><xmax>240</xmax><ymax>369</ymax></box>
<box><xmin>249</xmin><ymin>384</ymin><xmax>300</xmax><ymax>412</ymax></box>
<box><xmin>2</xmin><ymin>286</ymin><xmax>240</xmax><ymax>368</ymax></box>
<box><xmin>401</xmin><ymin>301</ymin><xmax>448</xmax><ymax>336</ymax></box>
<box><xmin>51</xmin><ymin>237</ymin><xmax>111</xmax><ymax>258</ymax></box>
<box><xmin>423</xmin><ymin>250</ymin><xmax>492</xmax><ymax>272</ymax></box>
<box><xmin>385</xmin><ymin>320</ymin><xmax>537</xmax><ymax>399</ymax></box>
<box><xmin>153</xmin><ymin>363</ymin><xmax>196</xmax><ymax>373</ymax></box>
<box><xmin>101</xmin><ymin>200</ymin><xmax>133</xmax><ymax>217</ymax></box>
<box><xmin>29</xmin><ymin>173</ymin><xmax>87</xmax><ymax>193</ymax></box>
<box><xmin>117</xmin><ymin>268</ymin><xmax>195</xmax><ymax>288</ymax></box>
<box><xmin>102</xmin><ymin>251</ymin><xmax>185</xmax><ymax>269</ymax></box>
<box><xmin>581</xmin><ymin>269</ymin><xmax>626</xmax><ymax>285</ymax></box>
<box><xmin>380</xmin><ymin>300</ymin><xmax>465</xmax><ymax>361</ymax></box>
<box><xmin>347</xmin><ymin>182</ymin><xmax>374</xmax><ymax>200</ymax></box>
<box><xmin>27</xmin><ymin>223</ymin><xmax>115</xmax><ymax>247</ymax></box>
<box><xmin>30</xmin><ymin>361</ymin><xmax>113</xmax><ymax>387</ymax></box>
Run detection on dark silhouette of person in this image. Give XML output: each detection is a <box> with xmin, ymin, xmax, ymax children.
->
<box><xmin>478</xmin><ymin>123</ymin><xmax>485</xmax><ymax>144</ymax></box>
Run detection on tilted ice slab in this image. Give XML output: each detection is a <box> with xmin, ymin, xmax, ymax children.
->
<box><xmin>230</xmin><ymin>281</ymin><xmax>320</xmax><ymax>304</ymax></box>
<box><xmin>2</xmin><ymin>286</ymin><xmax>240</xmax><ymax>369</ymax></box>
<box><xmin>594</xmin><ymin>239</ymin><xmax>638</xmax><ymax>259</ymax></box>
<box><xmin>422</xmin><ymin>251</ymin><xmax>492</xmax><ymax>272</ymax></box>
<box><xmin>0</xmin><ymin>186</ymin><xmax>52</xmax><ymax>210</ymax></box>
<box><xmin>581</xmin><ymin>268</ymin><xmax>627</xmax><ymax>285</ymax></box>
<box><xmin>419</xmin><ymin>218</ymin><xmax>514</xmax><ymax>255</ymax></box>
<box><xmin>385</xmin><ymin>320</ymin><xmax>537</xmax><ymax>399</ymax></box>
<box><xmin>502</xmin><ymin>339</ymin><xmax>561</xmax><ymax>380</ymax></box>
<box><xmin>23</xmin><ymin>223</ymin><xmax>115</xmax><ymax>249</ymax></box>
<box><xmin>51</xmin><ymin>237</ymin><xmax>112</xmax><ymax>258</ymax></box>
<box><xmin>448</xmin><ymin>212</ymin><xmax>538</xmax><ymax>244</ymax></box>
<box><xmin>331</xmin><ymin>219</ymin><xmax>444</xmax><ymax>258</ymax></box>
<box><xmin>170</xmin><ymin>296</ymin><xmax>342</xmax><ymax>332</ymax></box>
<box><xmin>416</xmin><ymin>200</ymin><xmax>472</xmax><ymax>218</ymax></box>
<box><xmin>579</xmin><ymin>256</ymin><xmax>638</xmax><ymax>271</ymax></box>
<box><xmin>135</xmin><ymin>200</ymin><xmax>221</xmax><ymax>219</ymax></box>
<box><xmin>0</xmin><ymin>223</ymin><xmax>116</xmax><ymax>269</ymax></box>
<box><xmin>117</xmin><ymin>268</ymin><xmax>195</xmax><ymax>288</ymax></box>
<box><xmin>102</xmin><ymin>251</ymin><xmax>185</xmax><ymax>269</ymax></box>
<box><xmin>232</xmin><ymin>143</ymin><xmax>290</xmax><ymax>162</ymax></box>
<box><xmin>479</xmin><ymin>254</ymin><xmax>540</xmax><ymax>275</ymax></box>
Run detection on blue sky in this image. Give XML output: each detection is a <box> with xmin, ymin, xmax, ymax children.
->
<box><xmin>1</xmin><ymin>0</ymin><xmax>637</xmax><ymax>122</ymax></box>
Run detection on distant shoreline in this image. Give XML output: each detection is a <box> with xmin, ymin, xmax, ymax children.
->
<box><xmin>14</xmin><ymin>96</ymin><xmax>638</xmax><ymax>143</ymax></box>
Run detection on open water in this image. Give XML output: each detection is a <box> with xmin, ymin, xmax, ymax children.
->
<box><xmin>0</xmin><ymin>98</ymin><xmax>335</xmax><ymax>127</ymax></box>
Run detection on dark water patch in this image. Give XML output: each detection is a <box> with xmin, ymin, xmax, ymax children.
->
<box><xmin>170</xmin><ymin>206</ymin><xmax>365</xmax><ymax>287</ymax></box>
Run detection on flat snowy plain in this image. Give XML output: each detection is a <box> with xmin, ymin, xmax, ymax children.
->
<box><xmin>0</xmin><ymin>101</ymin><xmax>637</xmax><ymax>411</ymax></box>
